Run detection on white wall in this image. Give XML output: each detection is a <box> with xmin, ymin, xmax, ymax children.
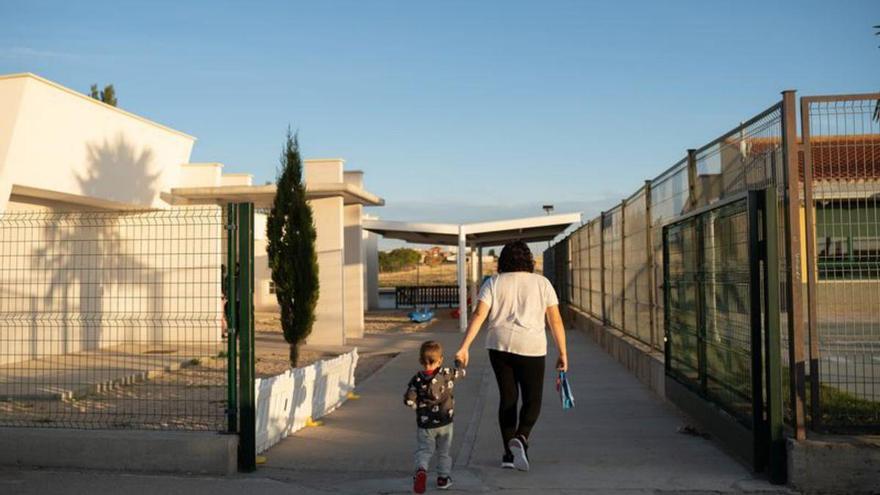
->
<box><xmin>178</xmin><ymin>163</ymin><xmax>222</xmax><ymax>188</ymax></box>
<box><xmin>344</xmin><ymin>203</ymin><xmax>364</xmax><ymax>339</ymax></box>
<box><xmin>364</xmin><ymin>228</ymin><xmax>380</xmax><ymax>310</ymax></box>
<box><xmin>309</xmin><ymin>196</ymin><xmax>345</xmax><ymax>346</ymax></box>
<box><xmin>0</xmin><ymin>74</ymin><xmax>195</xmax><ymax>212</ymax></box>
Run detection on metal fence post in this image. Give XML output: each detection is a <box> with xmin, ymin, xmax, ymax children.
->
<box><xmin>695</xmin><ymin>216</ymin><xmax>707</xmax><ymax>395</ymax></box>
<box><xmin>237</xmin><ymin>202</ymin><xmax>256</xmax><ymax>472</ymax></box>
<box><xmin>687</xmin><ymin>149</ymin><xmax>698</xmax><ymax>209</ymax></box>
<box><xmin>763</xmin><ymin>188</ymin><xmax>787</xmax><ymax>483</ymax></box>
<box><xmin>782</xmin><ymin>90</ymin><xmax>807</xmax><ymax>441</ymax></box>
<box><xmin>225</xmin><ymin>204</ymin><xmax>238</xmax><ymax>434</ymax></box>
<box><xmin>644</xmin><ymin>180</ymin><xmax>655</xmax><ymax>349</ymax></box>
<box><xmin>747</xmin><ymin>190</ymin><xmax>767</xmax><ymax>471</ymax></box>
<box><xmin>600</xmin><ymin>211</ymin><xmax>607</xmax><ymax>326</ymax></box>
<box><xmin>799</xmin><ymin>97</ymin><xmax>821</xmax><ymax>431</ymax></box>
<box><xmin>620</xmin><ymin>199</ymin><xmax>627</xmax><ymax>333</ymax></box>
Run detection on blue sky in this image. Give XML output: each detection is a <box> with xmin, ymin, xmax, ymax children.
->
<box><xmin>2</xmin><ymin>0</ymin><xmax>878</xmax><ymax>230</ymax></box>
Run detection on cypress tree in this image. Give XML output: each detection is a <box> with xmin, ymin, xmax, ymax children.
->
<box><xmin>266</xmin><ymin>129</ymin><xmax>319</xmax><ymax>366</ymax></box>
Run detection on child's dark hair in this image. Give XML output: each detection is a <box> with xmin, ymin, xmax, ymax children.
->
<box><xmin>419</xmin><ymin>341</ymin><xmax>443</xmax><ymax>366</ymax></box>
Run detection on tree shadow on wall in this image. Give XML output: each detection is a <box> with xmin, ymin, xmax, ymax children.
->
<box><xmin>77</xmin><ymin>134</ymin><xmax>160</xmax><ymax>205</ymax></box>
<box><xmin>32</xmin><ymin>135</ymin><xmax>164</xmax><ymax>355</ymax></box>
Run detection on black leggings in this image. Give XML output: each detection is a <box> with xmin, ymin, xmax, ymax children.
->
<box><xmin>488</xmin><ymin>349</ymin><xmax>545</xmax><ymax>455</ymax></box>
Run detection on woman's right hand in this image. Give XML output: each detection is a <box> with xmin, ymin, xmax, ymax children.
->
<box><xmin>454</xmin><ymin>348</ymin><xmax>469</xmax><ymax>368</ymax></box>
<box><xmin>556</xmin><ymin>353</ymin><xmax>568</xmax><ymax>372</ymax></box>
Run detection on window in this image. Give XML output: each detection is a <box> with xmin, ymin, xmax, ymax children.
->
<box><xmin>268</xmin><ymin>281</ymin><xmax>277</xmax><ymax>294</ymax></box>
<box><xmin>816</xmin><ymin>200</ymin><xmax>880</xmax><ymax>280</ymax></box>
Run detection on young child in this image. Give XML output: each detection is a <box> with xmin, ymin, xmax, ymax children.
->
<box><xmin>404</xmin><ymin>341</ymin><xmax>466</xmax><ymax>493</ymax></box>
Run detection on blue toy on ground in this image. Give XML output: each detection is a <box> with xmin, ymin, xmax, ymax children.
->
<box><xmin>408</xmin><ymin>307</ymin><xmax>435</xmax><ymax>323</ymax></box>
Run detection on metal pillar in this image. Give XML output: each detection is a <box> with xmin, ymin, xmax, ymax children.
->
<box><xmin>800</xmin><ymin>97</ymin><xmax>821</xmax><ymax>431</ymax></box>
<box><xmin>458</xmin><ymin>228</ymin><xmax>467</xmax><ymax>332</ymax></box>
<box><xmin>477</xmin><ymin>246</ymin><xmax>484</xmax><ymax>305</ymax></box>
<box><xmin>470</xmin><ymin>244</ymin><xmax>479</xmax><ymax>312</ymax></box>
<box><xmin>763</xmin><ymin>188</ymin><xmax>787</xmax><ymax>483</ymax></box>
<box><xmin>781</xmin><ymin>90</ymin><xmax>807</xmax><ymax>441</ymax></box>
<box><xmin>687</xmin><ymin>149</ymin><xmax>698</xmax><ymax>209</ymax></box>
<box><xmin>225</xmin><ymin>204</ymin><xmax>238</xmax><ymax>434</ymax></box>
<box><xmin>236</xmin><ymin>203</ymin><xmax>256</xmax><ymax>472</ymax></box>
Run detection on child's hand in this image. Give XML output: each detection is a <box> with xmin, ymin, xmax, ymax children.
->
<box><xmin>454</xmin><ymin>348</ymin><xmax>469</xmax><ymax>368</ymax></box>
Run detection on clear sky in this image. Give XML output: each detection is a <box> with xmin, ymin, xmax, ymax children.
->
<box><xmin>2</xmin><ymin>1</ymin><xmax>878</xmax><ymax>230</ymax></box>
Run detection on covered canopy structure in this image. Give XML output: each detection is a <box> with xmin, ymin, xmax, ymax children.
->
<box><xmin>364</xmin><ymin>213</ymin><xmax>582</xmax><ymax>331</ymax></box>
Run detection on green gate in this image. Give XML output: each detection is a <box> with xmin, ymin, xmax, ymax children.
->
<box><xmin>663</xmin><ymin>189</ymin><xmax>785</xmax><ymax>483</ymax></box>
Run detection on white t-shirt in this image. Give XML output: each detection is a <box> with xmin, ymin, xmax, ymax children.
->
<box><xmin>478</xmin><ymin>272</ymin><xmax>559</xmax><ymax>357</ymax></box>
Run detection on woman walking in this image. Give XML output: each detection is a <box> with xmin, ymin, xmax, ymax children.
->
<box><xmin>455</xmin><ymin>241</ymin><xmax>567</xmax><ymax>471</ymax></box>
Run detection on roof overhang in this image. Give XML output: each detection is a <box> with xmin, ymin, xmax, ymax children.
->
<box><xmin>364</xmin><ymin>213</ymin><xmax>582</xmax><ymax>247</ymax></box>
<box><xmin>167</xmin><ymin>183</ymin><xmax>385</xmax><ymax>208</ymax></box>
<box><xmin>9</xmin><ymin>184</ymin><xmax>145</xmax><ymax>211</ymax></box>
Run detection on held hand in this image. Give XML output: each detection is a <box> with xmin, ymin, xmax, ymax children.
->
<box><xmin>556</xmin><ymin>353</ymin><xmax>568</xmax><ymax>372</ymax></box>
<box><xmin>455</xmin><ymin>348</ymin><xmax>469</xmax><ymax>368</ymax></box>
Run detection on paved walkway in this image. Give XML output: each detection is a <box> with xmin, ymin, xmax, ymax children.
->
<box><xmin>257</xmin><ymin>317</ymin><xmax>792</xmax><ymax>494</ymax></box>
<box><xmin>5</xmin><ymin>317</ymin><xmax>795</xmax><ymax>494</ymax></box>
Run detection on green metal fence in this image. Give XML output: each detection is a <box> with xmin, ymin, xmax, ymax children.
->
<box><xmin>544</xmin><ymin>90</ymin><xmax>880</xmax><ymax>438</ymax></box>
<box><xmin>0</xmin><ymin>207</ymin><xmax>228</xmax><ymax>430</ymax></box>
<box><xmin>801</xmin><ymin>95</ymin><xmax>880</xmax><ymax>432</ymax></box>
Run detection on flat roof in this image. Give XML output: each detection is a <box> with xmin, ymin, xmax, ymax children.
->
<box><xmin>0</xmin><ymin>73</ymin><xmax>196</xmax><ymax>141</ymax></box>
<box><xmin>168</xmin><ymin>182</ymin><xmax>385</xmax><ymax>207</ymax></box>
<box><xmin>364</xmin><ymin>213</ymin><xmax>582</xmax><ymax>247</ymax></box>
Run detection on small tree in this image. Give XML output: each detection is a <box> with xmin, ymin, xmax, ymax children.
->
<box><xmin>89</xmin><ymin>83</ymin><xmax>118</xmax><ymax>106</ymax></box>
<box><xmin>266</xmin><ymin>130</ymin><xmax>319</xmax><ymax>366</ymax></box>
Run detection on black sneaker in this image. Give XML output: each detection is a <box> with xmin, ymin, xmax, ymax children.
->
<box><xmin>501</xmin><ymin>453</ymin><xmax>515</xmax><ymax>469</ymax></box>
<box><xmin>508</xmin><ymin>435</ymin><xmax>529</xmax><ymax>471</ymax></box>
<box><xmin>437</xmin><ymin>476</ymin><xmax>453</xmax><ymax>490</ymax></box>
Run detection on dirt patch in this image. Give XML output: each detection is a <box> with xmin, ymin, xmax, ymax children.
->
<box><xmin>255</xmin><ymin>311</ymin><xmax>283</xmax><ymax>333</ymax></box>
<box><xmin>355</xmin><ymin>352</ymin><xmax>398</xmax><ymax>384</ymax></box>
<box><xmin>365</xmin><ymin>310</ymin><xmax>440</xmax><ymax>335</ymax></box>
<box><xmin>255</xmin><ymin>346</ymin><xmax>335</xmax><ymax>379</ymax></box>
<box><xmin>0</xmin><ymin>355</ymin><xmax>228</xmax><ymax>431</ymax></box>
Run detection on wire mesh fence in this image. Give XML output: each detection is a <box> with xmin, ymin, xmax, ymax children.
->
<box><xmin>543</xmin><ymin>93</ymin><xmax>880</xmax><ymax>434</ymax></box>
<box><xmin>802</xmin><ymin>95</ymin><xmax>880</xmax><ymax>431</ymax></box>
<box><xmin>0</xmin><ymin>207</ymin><xmax>227</xmax><ymax>430</ymax></box>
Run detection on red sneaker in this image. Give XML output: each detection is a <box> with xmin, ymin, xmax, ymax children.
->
<box><xmin>413</xmin><ymin>468</ymin><xmax>427</xmax><ymax>494</ymax></box>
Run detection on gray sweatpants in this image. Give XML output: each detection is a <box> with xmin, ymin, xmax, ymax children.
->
<box><xmin>414</xmin><ymin>423</ymin><xmax>454</xmax><ymax>477</ymax></box>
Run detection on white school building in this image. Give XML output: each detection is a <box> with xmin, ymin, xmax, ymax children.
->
<box><xmin>0</xmin><ymin>72</ymin><xmax>383</xmax><ymax>352</ymax></box>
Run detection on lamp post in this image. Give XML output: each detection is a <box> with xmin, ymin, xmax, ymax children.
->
<box><xmin>542</xmin><ymin>205</ymin><xmax>554</xmax><ymax>249</ymax></box>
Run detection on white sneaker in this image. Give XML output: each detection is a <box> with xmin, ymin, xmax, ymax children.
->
<box><xmin>508</xmin><ymin>437</ymin><xmax>529</xmax><ymax>471</ymax></box>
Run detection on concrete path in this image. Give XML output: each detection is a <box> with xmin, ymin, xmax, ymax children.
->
<box><xmin>256</xmin><ymin>317</ymin><xmax>793</xmax><ymax>494</ymax></box>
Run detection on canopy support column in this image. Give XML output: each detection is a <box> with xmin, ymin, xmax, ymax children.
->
<box><xmin>470</xmin><ymin>244</ymin><xmax>479</xmax><ymax>311</ymax></box>
<box><xmin>458</xmin><ymin>228</ymin><xmax>467</xmax><ymax>332</ymax></box>
<box><xmin>477</xmin><ymin>245</ymin><xmax>484</xmax><ymax>301</ymax></box>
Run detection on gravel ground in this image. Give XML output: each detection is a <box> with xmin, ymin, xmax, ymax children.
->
<box><xmin>1</xmin><ymin>312</ymin><xmax>414</xmax><ymax>430</ymax></box>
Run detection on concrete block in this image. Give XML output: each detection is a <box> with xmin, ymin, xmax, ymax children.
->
<box><xmin>0</xmin><ymin>427</ymin><xmax>238</xmax><ymax>475</ymax></box>
<box><xmin>787</xmin><ymin>435</ymin><xmax>880</xmax><ymax>494</ymax></box>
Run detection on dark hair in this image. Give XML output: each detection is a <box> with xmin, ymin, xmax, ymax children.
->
<box><xmin>497</xmin><ymin>241</ymin><xmax>535</xmax><ymax>273</ymax></box>
<box><xmin>419</xmin><ymin>340</ymin><xmax>443</xmax><ymax>366</ymax></box>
